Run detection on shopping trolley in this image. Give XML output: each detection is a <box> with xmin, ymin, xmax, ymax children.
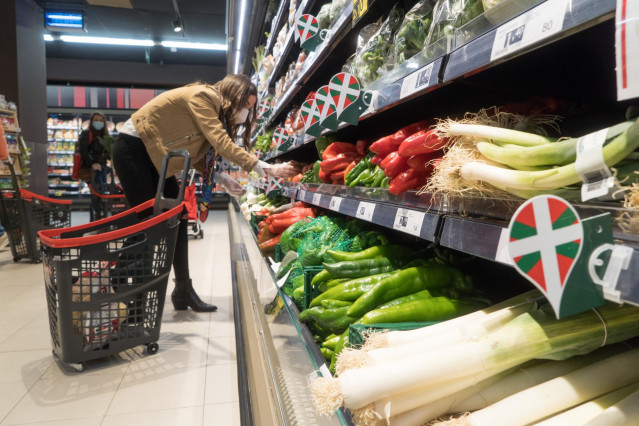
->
<box><xmin>0</xmin><ymin>160</ymin><xmax>71</xmax><ymax>262</ymax></box>
<box><xmin>38</xmin><ymin>150</ymin><xmax>190</xmax><ymax>371</ymax></box>
<box><xmin>88</xmin><ymin>167</ymin><xmax>129</xmax><ymax>219</ymax></box>
<box><xmin>184</xmin><ymin>170</ymin><xmax>203</xmax><ymax>239</ymax></box>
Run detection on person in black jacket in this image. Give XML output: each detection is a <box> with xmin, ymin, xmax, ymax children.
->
<box><xmin>79</xmin><ymin>112</ymin><xmax>109</xmax><ymax>221</ymax></box>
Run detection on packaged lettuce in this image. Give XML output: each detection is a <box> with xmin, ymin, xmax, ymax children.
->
<box><xmin>423</xmin><ymin>0</ymin><xmax>484</xmax><ymax>60</ymax></box>
<box><xmin>393</xmin><ymin>0</ymin><xmax>436</xmax><ymax>65</ymax></box>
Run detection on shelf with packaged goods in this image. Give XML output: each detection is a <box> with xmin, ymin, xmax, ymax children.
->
<box><xmin>227</xmin><ymin>198</ymin><xmax>351</xmax><ymax>425</ymax></box>
<box><xmin>265</xmin><ymin>0</ymin><xmax>291</xmax><ymax>52</ymax></box>
<box><xmin>47</xmin><ymin>150</ymin><xmax>75</xmax><ymax>154</ymax></box>
<box><xmin>47</xmin><ymin>163</ymin><xmax>73</xmax><ymax>167</ymax></box>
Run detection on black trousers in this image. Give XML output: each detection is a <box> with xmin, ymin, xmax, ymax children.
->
<box><xmin>112</xmin><ymin>133</ymin><xmax>190</xmax><ymax>281</ymax></box>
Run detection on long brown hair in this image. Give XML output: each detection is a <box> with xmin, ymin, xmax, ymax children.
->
<box><xmin>213</xmin><ymin>74</ymin><xmax>257</xmax><ymax>149</ymax></box>
<box><xmin>88</xmin><ymin>112</ymin><xmax>109</xmax><ymax>138</ymax></box>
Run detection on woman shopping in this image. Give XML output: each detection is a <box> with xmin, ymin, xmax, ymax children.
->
<box><xmin>113</xmin><ymin>74</ymin><xmax>299</xmax><ymax>312</ymax></box>
<box><xmin>78</xmin><ymin>112</ymin><xmax>109</xmax><ymax>221</ymax></box>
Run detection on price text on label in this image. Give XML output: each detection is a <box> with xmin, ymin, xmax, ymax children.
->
<box><xmin>490</xmin><ymin>0</ymin><xmax>568</xmax><ymax>61</ymax></box>
<box><xmin>329</xmin><ymin>196</ymin><xmax>343</xmax><ymax>211</ymax></box>
<box><xmin>312</xmin><ymin>193</ymin><xmax>322</xmax><ymax>205</ymax></box>
<box><xmin>355</xmin><ymin>201</ymin><xmax>376</xmax><ymax>222</ymax></box>
<box><xmin>352</xmin><ymin>0</ymin><xmax>368</xmax><ymax>25</ymax></box>
<box><xmin>400</xmin><ymin>62</ymin><xmax>435</xmax><ymax>100</ymax></box>
<box><xmin>298</xmin><ymin>190</ymin><xmax>307</xmax><ymax>201</ymax></box>
<box><xmin>393</xmin><ymin>208</ymin><xmax>426</xmax><ymax>237</ymax></box>
<box><xmin>575</xmin><ymin>128</ymin><xmax>615</xmax><ymax>201</ymax></box>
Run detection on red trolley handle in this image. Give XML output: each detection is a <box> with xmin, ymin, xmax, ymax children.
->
<box><xmin>154</xmin><ymin>150</ymin><xmax>191</xmax><ymax>217</ymax></box>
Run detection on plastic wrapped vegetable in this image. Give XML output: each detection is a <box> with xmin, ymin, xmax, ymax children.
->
<box><xmin>424</xmin><ymin>0</ymin><xmax>484</xmax><ymax>60</ymax></box>
<box><xmin>352</xmin><ymin>5</ymin><xmax>404</xmax><ymax>86</ymax></box>
<box><xmin>318</xmin><ymin>3</ymin><xmax>333</xmax><ymax>29</ymax></box>
<box><xmin>329</xmin><ymin>0</ymin><xmax>349</xmax><ymax>24</ymax></box>
<box><xmin>393</xmin><ymin>0</ymin><xmax>436</xmax><ymax>65</ymax></box>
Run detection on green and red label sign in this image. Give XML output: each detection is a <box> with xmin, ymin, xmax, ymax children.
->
<box><xmin>301</xmin><ymin>95</ymin><xmax>323</xmax><ymax>137</ymax></box>
<box><xmin>315</xmin><ymin>85</ymin><xmax>339</xmax><ymax>131</ymax></box>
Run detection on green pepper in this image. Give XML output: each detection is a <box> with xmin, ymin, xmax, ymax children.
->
<box><xmin>320</xmin><ymin>347</ymin><xmax>334</xmax><ymax>361</ymax></box>
<box><xmin>347</xmin><ymin>265</ymin><xmax>468</xmax><ymax>318</ymax></box>
<box><xmin>345</xmin><ymin>156</ymin><xmax>370</xmax><ymax>185</ymax></box>
<box><xmin>321</xmin><ymin>334</ymin><xmax>339</xmax><ymax>349</ymax></box>
<box><xmin>322</xmin><ymin>257</ymin><xmax>395</xmax><ymax>278</ymax></box>
<box><xmin>361</xmin><ymin>296</ymin><xmax>482</xmax><ymax>325</ymax></box>
<box><xmin>371</xmin><ymin>167</ymin><xmax>386</xmax><ymax>187</ymax></box>
<box><xmin>374</xmin><ymin>289</ymin><xmax>433</xmax><ymax>310</ymax></box>
<box><xmin>311</xmin><ymin>269</ymin><xmax>334</xmax><ymax>287</ymax></box>
<box><xmin>327</xmin><ymin>245</ymin><xmax>415</xmax><ymax>263</ymax></box>
<box><xmin>299</xmin><ymin>306</ymin><xmax>358</xmax><ymax>334</ymax></box>
<box><xmin>293</xmin><ymin>286</ymin><xmax>305</xmax><ymax>307</ymax></box>
<box><xmin>318</xmin><ymin>278</ymin><xmax>350</xmax><ymax>293</ymax></box>
<box><xmin>321</xmin><ymin>299</ymin><xmax>353</xmax><ymax>309</ymax></box>
<box><xmin>329</xmin><ymin>329</ymin><xmax>349</xmax><ymax>373</ymax></box>
<box><xmin>292</xmin><ymin>275</ymin><xmax>304</xmax><ymax>289</ymax></box>
<box><xmin>349</xmin><ymin>168</ymin><xmax>373</xmax><ymax>187</ymax></box>
<box><xmin>381</xmin><ymin>176</ymin><xmax>390</xmax><ymax>188</ymax></box>
<box><xmin>310</xmin><ymin>272</ymin><xmax>394</xmax><ymax>307</ymax></box>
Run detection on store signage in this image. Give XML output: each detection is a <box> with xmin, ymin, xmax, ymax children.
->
<box><xmin>315</xmin><ymin>85</ymin><xmax>339</xmax><ymax>131</ymax></box>
<box><xmin>265</xmin><ymin>176</ymin><xmax>284</xmax><ymax>198</ymax></box>
<box><xmin>44</xmin><ymin>10</ymin><xmax>85</xmax><ymax>33</ymax></box>
<box><xmin>257</xmin><ymin>100</ymin><xmax>272</xmax><ymax>124</ymax></box>
<box><xmin>272</xmin><ymin>127</ymin><xmax>287</xmax><ymax>151</ymax></box>
<box><xmin>300</xmin><ymin>95</ymin><xmax>323</xmax><ymax>137</ymax></box>
<box><xmin>400</xmin><ymin>62</ymin><xmax>435</xmax><ymax>100</ymax></box>
<box><xmin>506</xmin><ymin>195</ymin><xmax>614</xmax><ymax>318</ymax></box>
<box><xmin>352</xmin><ymin>0</ymin><xmax>368</xmax><ymax>26</ymax></box>
<box><xmin>296</xmin><ymin>14</ymin><xmax>328</xmax><ymax>51</ymax></box>
<box><xmin>616</xmin><ymin>0</ymin><xmax>639</xmax><ymax>100</ymax></box>
<box><xmin>328</xmin><ymin>73</ymin><xmax>372</xmax><ymax>125</ymax></box>
<box><xmin>490</xmin><ymin>0</ymin><xmax>568</xmax><ymax>61</ymax></box>
<box><xmin>254</xmin><ymin>149</ymin><xmax>263</xmax><ymax>160</ymax></box>
<box><xmin>279</xmin><ymin>136</ymin><xmax>295</xmax><ymax>152</ymax></box>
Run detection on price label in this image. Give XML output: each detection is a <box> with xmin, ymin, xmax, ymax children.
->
<box><xmin>575</xmin><ymin>128</ymin><xmax>615</xmax><ymax>201</ymax></box>
<box><xmin>289</xmin><ymin>187</ymin><xmax>298</xmax><ymax>200</ymax></box>
<box><xmin>393</xmin><ymin>208</ymin><xmax>426</xmax><ymax>237</ymax></box>
<box><xmin>298</xmin><ymin>189</ymin><xmax>307</xmax><ymax>201</ymax></box>
<box><xmin>400</xmin><ymin>62</ymin><xmax>435</xmax><ymax>100</ymax></box>
<box><xmin>355</xmin><ymin>201</ymin><xmax>376</xmax><ymax>222</ymax></box>
<box><xmin>319</xmin><ymin>364</ymin><xmax>332</xmax><ymax>378</ymax></box>
<box><xmin>312</xmin><ymin>193</ymin><xmax>322</xmax><ymax>205</ymax></box>
<box><xmin>352</xmin><ymin>0</ymin><xmax>368</xmax><ymax>25</ymax></box>
<box><xmin>329</xmin><ymin>196</ymin><xmax>343</xmax><ymax>212</ymax></box>
<box><xmin>490</xmin><ymin>0</ymin><xmax>567</xmax><ymax>61</ymax></box>
<box><xmin>616</xmin><ymin>0</ymin><xmax>639</xmax><ymax>100</ymax></box>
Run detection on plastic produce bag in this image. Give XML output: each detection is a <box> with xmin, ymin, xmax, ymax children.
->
<box><xmin>215</xmin><ymin>173</ymin><xmax>246</xmax><ymax>196</ymax></box>
<box><xmin>329</xmin><ymin>0</ymin><xmax>349</xmax><ymax>25</ymax></box>
<box><xmin>352</xmin><ymin>5</ymin><xmax>404</xmax><ymax>86</ymax></box>
<box><xmin>393</xmin><ymin>0</ymin><xmax>437</xmax><ymax>66</ymax></box>
<box><xmin>423</xmin><ymin>0</ymin><xmax>484</xmax><ymax>60</ymax></box>
<box><xmin>318</xmin><ymin>3</ymin><xmax>332</xmax><ymax>29</ymax></box>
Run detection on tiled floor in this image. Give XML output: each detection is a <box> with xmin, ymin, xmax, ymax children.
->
<box><xmin>0</xmin><ymin>210</ymin><xmax>240</xmax><ymax>426</ymax></box>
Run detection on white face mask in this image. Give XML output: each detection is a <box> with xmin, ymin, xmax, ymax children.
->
<box><xmin>233</xmin><ymin>108</ymin><xmax>249</xmax><ymax>124</ymax></box>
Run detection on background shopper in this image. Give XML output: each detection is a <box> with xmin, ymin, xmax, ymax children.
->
<box><xmin>113</xmin><ymin>74</ymin><xmax>299</xmax><ymax>312</ymax></box>
<box><xmin>78</xmin><ymin>112</ymin><xmax>109</xmax><ymax>221</ymax></box>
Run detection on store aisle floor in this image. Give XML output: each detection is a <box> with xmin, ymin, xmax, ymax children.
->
<box><xmin>0</xmin><ymin>210</ymin><xmax>240</xmax><ymax>426</ymax></box>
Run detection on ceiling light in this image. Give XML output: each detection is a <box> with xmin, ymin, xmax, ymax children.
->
<box><xmin>43</xmin><ymin>34</ymin><xmax>54</xmax><ymax>41</ymax></box>
<box><xmin>161</xmin><ymin>41</ymin><xmax>226</xmax><ymax>50</ymax></box>
<box><xmin>173</xmin><ymin>19</ymin><xmax>182</xmax><ymax>32</ymax></box>
<box><xmin>59</xmin><ymin>35</ymin><xmax>154</xmax><ymax>46</ymax></box>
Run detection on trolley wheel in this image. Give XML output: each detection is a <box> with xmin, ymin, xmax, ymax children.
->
<box><xmin>199</xmin><ymin>229</ymin><xmax>204</xmax><ymax>239</ymax></box>
<box><xmin>13</xmin><ymin>257</ymin><xmax>19</xmax><ymax>262</ymax></box>
<box><xmin>70</xmin><ymin>362</ymin><xmax>84</xmax><ymax>372</ymax></box>
<box><xmin>146</xmin><ymin>343</ymin><xmax>159</xmax><ymax>354</ymax></box>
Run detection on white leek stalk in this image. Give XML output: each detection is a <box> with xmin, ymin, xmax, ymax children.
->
<box><xmin>448</xmin><ymin>123</ymin><xmax>556</xmax><ymax>146</ymax></box>
<box><xmin>461</xmin><ymin>348</ymin><xmax>639</xmax><ymax>426</ymax></box>
<box><xmin>583</xmin><ymin>387</ymin><xmax>639</xmax><ymax>426</ymax></box>
<box><xmin>535</xmin><ymin>383</ymin><xmax>639</xmax><ymax>426</ymax></box>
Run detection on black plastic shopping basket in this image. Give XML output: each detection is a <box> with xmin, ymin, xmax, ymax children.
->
<box><xmin>38</xmin><ymin>150</ymin><xmax>190</xmax><ymax>371</ymax></box>
<box><xmin>89</xmin><ymin>168</ymin><xmax>129</xmax><ymax>218</ymax></box>
<box><xmin>0</xmin><ymin>161</ymin><xmax>71</xmax><ymax>262</ymax></box>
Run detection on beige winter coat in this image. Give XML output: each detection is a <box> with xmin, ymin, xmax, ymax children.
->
<box><xmin>131</xmin><ymin>84</ymin><xmax>257</xmax><ymax>176</ymax></box>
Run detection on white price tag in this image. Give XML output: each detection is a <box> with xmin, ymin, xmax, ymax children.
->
<box><xmin>616</xmin><ymin>0</ymin><xmax>639</xmax><ymax>100</ymax></box>
<box><xmin>400</xmin><ymin>62</ymin><xmax>435</xmax><ymax>100</ymax></box>
<box><xmin>575</xmin><ymin>128</ymin><xmax>615</xmax><ymax>201</ymax></box>
<box><xmin>393</xmin><ymin>208</ymin><xmax>425</xmax><ymax>237</ymax></box>
<box><xmin>319</xmin><ymin>364</ymin><xmax>332</xmax><ymax>378</ymax></box>
<box><xmin>312</xmin><ymin>193</ymin><xmax>322</xmax><ymax>205</ymax></box>
<box><xmin>298</xmin><ymin>189</ymin><xmax>307</xmax><ymax>201</ymax></box>
<box><xmin>355</xmin><ymin>201</ymin><xmax>376</xmax><ymax>222</ymax></box>
<box><xmin>490</xmin><ymin>0</ymin><xmax>567</xmax><ymax>61</ymax></box>
<box><xmin>495</xmin><ymin>227</ymin><xmax>514</xmax><ymax>265</ymax></box>
<box><xmin>329</xmin><ymin>196</ymin><xmax>343</xmax><ymax>212</ymax></box>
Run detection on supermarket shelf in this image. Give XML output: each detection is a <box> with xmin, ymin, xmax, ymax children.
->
<box><xmin>47</xmin><ymin>126</ymin><xmax>80</xmax><ymax>130</ymax></box>
<box><xmin>47</xmin><ymin>163</ymin><xmax>73</xmax><ymax>167</ymax></box>
<box><xmin>264</xmin><ymin>3</ymin><xmax>354</xmax><ymax>128</ymax></box>
<box><xmin>49</xmin><ymin>184</ymin><xmax>81</xmax><ymax>188</ymax></box>
<box><xmin>265</xmin><ymin>0</ymin><xmax>290</xmax><ymax>52</ymax></box>
<box><xmin>48</xmin><ymin>150</ymin><xmax>75</xmax><ymax>154</ymax></box>
<box><xmin>443</xmin><ymin>0</ymin><xmax>615</xmax><ymax>81</ymax></box>
<box><xmin>49</xmin><ymin>173</ymin><xmax>72</xmax><ymax>177</ymax></box>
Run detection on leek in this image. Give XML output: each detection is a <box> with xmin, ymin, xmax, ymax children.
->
<box><xmin>583</xmin><ymin>387</ymin><xmax>639</xmax><ymax>425</ymax></box>
<box><xmin>476</xmin><ymin>139</ymin><xmax>576</xmax><ymax>168</ymax></box>
<box><xmin>461</xmin><ymin>348</ymin><xmax>639</xmax><ymax>426</ymax></box>
<box><xmin>448</xmin><ymin>123</ymin><xmax>556</xmax><ymax>146</ymax></box>
<box><xmin>311</xmin><ymin>303</ymin><xmax>639</xmax><ymax>415</ymax></box>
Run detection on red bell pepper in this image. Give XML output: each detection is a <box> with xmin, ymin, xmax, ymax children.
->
<box><xmin>320</xmin><ymin>152</ymin><xmax>360</xmax><ymax>173</ymax></box>
<box><xmin>322</xmin><ymin>142</ymin><xmax>358</xmax><ymax>160</ymax></box>
<box><xmin>406</xmin><ymin>151</ymin><xmax>443</xmax><ymax>172</ymax></box>
<box><xmin>319</xmin><ymin>169</ymin><xmax>331</xmax><ymax>183</ymax></box>
<box><xmin>330</xmin><ymin>170</ymin><xmax>346</xmax><ymax>185</ymax></box>
<box><xmin>380</xmin><ymin>152</ymin><xmax>410</xmax><ymax>178</ymax></box>
<box><xmin>398</xmin><ymin>130</ymin><xmax>447</xmax><ymax>157</ymax></box>
<box><xmin>369</xmin><ymin>136</ymin><xmax>397</xmax><ymax>156</ymax></box>
<box><xmin>355</xmin><ymin>139</ymin><xmax>369</xmax><ymax>156</ymax></box>
<box><xmin>371</xmin><ymin>153</ymin><xmax>387</xmax><ymax>166</ymax></box>
<box><xmin>388</xmin><ymin>169</ymin><xmax>428</xmax><ymax>195</ymax></box>
<box><xmin>259</xmin><ymin>234</ymin><xmax>281</xmax><ymax>253</ymax></box>
<box><xmin>389</xmin><ymin>120</ymin><xmax>430</xmax><ymax>144</ymax></box>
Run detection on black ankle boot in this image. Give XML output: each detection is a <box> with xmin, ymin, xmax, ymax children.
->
<box><xmin>171</xmin><ymin>279</ymin><xmax>217</xmax><ymax>312</ymax></box>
